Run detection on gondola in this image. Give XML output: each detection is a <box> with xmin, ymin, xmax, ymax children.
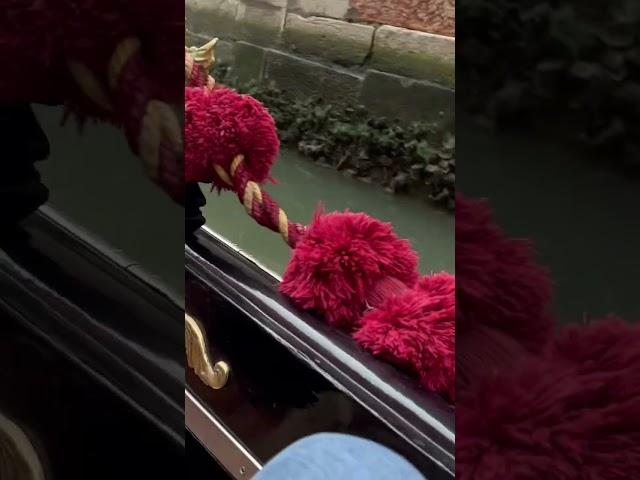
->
<box><xmin>184</xmin><ymin>40</ymin><xmax>454</xmax><ymax>479</ymax></box>
<box><xmin>1</xmin><ymin>96</ymin><xmax>184</xmax><ymax>477</ymax></box>
<box><xmin>0</xmin><ymin>206</ymin><xmax>183</xmax><ymax>478</ymax></box>
<box><xmin>0</xmin><ymin>25</ymin><xmax>454</xmax><ymax>477</ymax></box>
<box><xmin>0</xmin><ymin>203</ymin><xmax>454</xmax><ymax>480</ymax></box>
<box><xmin>185</xmin><ymin>184</ymin><xmax>454</xmax><ymax>479</ymax></box>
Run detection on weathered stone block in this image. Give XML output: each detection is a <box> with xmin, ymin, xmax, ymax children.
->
<box><xmin>372</xmin><ymin>26</ymin><xmax>455</xmax><ymax>87</ymax></box>
<box><xmin>288</xmin><ymin>0</ymin><xmax>350</xmax><ymax>19</ymax></box>
<box><xmin>283</xmin><ymin>14</ymin><xmax>374</xmax><ymax>66</ymax></box>
<box><xmin>249</xmin><ymin>0</ymin><xmax>288</xmax><ymax>7</ymax></box>
<box><xmin>360</xmin><ymin>70</ymin><xmax>454</xmax><ymax>125</ymax></box>
<box><xmin>214</xmin><ymin>40</ymin><xmax>235</xmax><ymax>66</ymax></box>
<box><xmin>186</xmin><ymin>0</ymin><xmax>240</xmax><ymax>39</ymax></box>
<box><xmin>264</xmin><ymin>50</ymin><xmax>363</xmax><ymax>105</ymax></box>
<box><xmin>185</xmin><ymin>30</ymin><xmax>209</xmax><ymax>48</ymax></box>
<box><xmin>231</xmin><ymin>42</ymin><xmax>266</xmax><ymax>84</ymax></box>
<box><xmin>235</xmin><ymin>3</ymin><xmax>286</xmax><ymax>47</ymax></box>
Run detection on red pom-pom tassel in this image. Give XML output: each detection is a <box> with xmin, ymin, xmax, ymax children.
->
<box><xmin>458</xmin><ymin>317</ymin><xmax>640</xmax><ymax>479</ymax></box>
<box><xmin>280</xmin><ymin>210</ymin><xmax>420</xmax><ymax>331</ymax></box>
<box><xmin>185</xmin><ymin>86</ymin><xmax>279</xmax><ymax>187</ymax></box>
<box><xmin>354</xmin><ymin>273</ymin><xmax>455</xmax><ymax>401</ymax></box>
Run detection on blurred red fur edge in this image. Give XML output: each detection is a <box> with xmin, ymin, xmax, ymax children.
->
<box><xmin>456</xmin><ymin>195</ymin><xmax>639</xmax><ymax>477</ymax></box>
<box><xmin>355</xmin><ymin>273</ymin><xmax>455</xmax><ymax>402</ymax></box>
<box><xmin>456</xmin><ymin>194</ymin><xmax>554</xmax><ymax>353</ymax></box>
<box><xmin>0</xmin><ymin>1</ymin><xmax>183</xmax><ymax>113</ymax></box>
<box><xmin>458</xmin><ymin>317</ymin><xmax>640</xmax><ymax>479</ymax></box>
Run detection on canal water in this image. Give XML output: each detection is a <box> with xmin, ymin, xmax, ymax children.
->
<box><xmin>201</xmin><ymin>149</ymin><xmax>454</xmax><ymax>277</ymax></box>
<box><xmin>33</xmin><ymin>105</ymin><xmax>184</xmax><ymax>300</ymax></box>
<box><xmin>31</xmin><ymin>103</ymin><xmax>638</xmax><ymax>323</ymax></box>
<box><xmin>458</xmin><ymin>115</ymin><xmax>640</xmax><ymax>323</ymax></box>
<box><xmin>32</xmin><ymin>105</ymin><xmax>450</xmax><ymax>297</ymax></box>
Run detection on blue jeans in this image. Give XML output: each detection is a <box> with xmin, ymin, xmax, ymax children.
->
<box><xmin>255</xmin><ymin>433</ymin><xmax>426</xmax><ymax>480</ymax></box>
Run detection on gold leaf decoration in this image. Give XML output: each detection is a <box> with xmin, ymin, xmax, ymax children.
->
<box><xmin>185</xmin><ymin>313</ymin><xmax>230</xmax><ymax>389</ymax></box>
<box><xmin>187</xmin><ymin>37</ymin><xmax>218</xmax><ymax>73</ymax></box>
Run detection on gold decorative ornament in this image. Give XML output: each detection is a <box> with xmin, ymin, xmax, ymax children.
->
<box><xmin>185</xmin><ymin>313</ymin><xmax>230</xmax><ymax>389</ymax></box>
<box><xmin>187</xmin><ymin>37</ymin><xmax>218</xmax><ymax>72</ymax></box>
<box><xmin>185</xmin><ymin>37</ymin><xmax>218</xmax><ymax>89</ymax></box>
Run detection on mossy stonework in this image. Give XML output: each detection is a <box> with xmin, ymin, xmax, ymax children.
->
<box><xmin>235</xmin><ymin>2</ymin><xmax>286</xmax><ymax>47</ymax></box>
<box><xmin>186</xmin><ymin>0</ymin><xmax>239</xmax><ymax>39</ymax></box>
<box><xmin>264</xmin><ymin>50</ymin><xmax>363</xmax><ymax>105</ymax></box>
<box><xmin>231</xmin><ymin>41</ymin><xmax>267</xmax><ymax>84</ymax></box>
<box><xmin>371</xmin><ymin>26</ymin><xmax>454</xmax><ymax>88</ymax></box>
<box><xmin>283</xmin><ymin>14</ymin><xmax>375</xmax><ymax>66</ymax></box>
<box><xmin>187</xmin><ymin>0</ymin><xmax>455</xmax><ymax>210</ymax></box>
<box><xmin>186</xmin><ymin>0</ymin><xmax>455</xmax><ymax>124</ymax></box>
<box><xmin>213</xmin><ymin>69</ymin><xmax>455</xmax><ymax>211</ymax></box>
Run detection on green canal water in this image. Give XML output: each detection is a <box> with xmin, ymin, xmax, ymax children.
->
<box><xmin>458</xmin><ymin>115</ymin><xmax>640</xmax><ymax>322</ymax></box>
<box><xmin>32</xmin><ymin>105</ymin><xmax>451</xmax><ymax>297</ymax></box>
<box><xmin>33</xmin><ymin>105</ymin><xmax>637</xmax><ymax>323</ymax></box>
<box><xmin>33</xmin><ymin>106</ymin><xmax>184</xmax><ymax>300</ymax></box>
<box><xmin>201</xmin><ymin>150</ymin><xmax>454</xmax><ymax>277</ymax></box>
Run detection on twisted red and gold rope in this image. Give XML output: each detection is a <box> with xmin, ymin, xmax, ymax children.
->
<box><xmin>216</xmin><ymin>154</ymin><xmax>307</xmax><ymax>248</ymax></box>
<box><xmin>68</xmin><ymin>36</ymin><xmax>183</xmax><ymax>202</ymax></box>
<box><xmin>185</xmin><ymin>44</ymin><xmax>307</xmax><ymax>248</ymax></box>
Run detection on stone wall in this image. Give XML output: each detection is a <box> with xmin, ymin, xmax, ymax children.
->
<box><xmin>186</xmin><ymin>0</ymin><xmax>454</xmax><ymax>125</ymax></box>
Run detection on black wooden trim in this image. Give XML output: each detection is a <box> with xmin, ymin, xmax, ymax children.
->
<box><xmin>186</xmin><ymin>228</ymin><xmax>455</xmax><ymax>477</ymax></box>
<box><xmin>0</xmin><ymin>209</ymin><xmax>184</xmax><ymax>445</ymax></box>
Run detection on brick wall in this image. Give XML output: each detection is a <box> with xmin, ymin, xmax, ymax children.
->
<box><xmin>349</xmin><ymin>0</ymin><xmax>454</xmax><ymax>37</ymax></box>
<box><xmin>287</xmin><ymin>0</ymin><xmax>454</xmax><ymax>36</ymax></box>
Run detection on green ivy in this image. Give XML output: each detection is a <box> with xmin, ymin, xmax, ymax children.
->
<box><xmin>214</xmin><ymin>69</ymin><xmax>455</xmax><ymax>211</ymax></box>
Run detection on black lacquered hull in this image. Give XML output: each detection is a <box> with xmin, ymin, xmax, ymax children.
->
<box><xmin>185</xmin><ymin>229</ymin><xmax>455</xmax><ymax>480</ymax></box>
<box><xmin>0</xmin><ymin>209</ymin><xmax>184</xmax><ymax>478</ymax></box>
<box><xmin>0</xmin><ymin>315</ymin><xmax>183</xmax><ymax>479</ymax></box>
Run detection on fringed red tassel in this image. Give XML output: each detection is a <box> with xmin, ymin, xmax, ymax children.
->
<box><xmin>457</xmin><ymin>317</ymin><xmax>640</xmax><ymax>479</ymax></box>
<box><xmin>355</xmin><ymin>273</ymin><xmax>455</xmax><ymax>401</ymax></box>
<box><xmin>183</xmin><ymin>81</ymin><xmax>460</xmax><ymax>401</ymax></box>
<box><xmin>280</xmin><ymin>210</ymin><xmax>420</xmax><ymax>330</ymax></box>
<box><xmin>185</xmin><ymin>86</ymin><xmax>279</xmax><ymax>186</ymax></box>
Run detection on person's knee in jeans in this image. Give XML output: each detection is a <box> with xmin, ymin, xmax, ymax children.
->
<box><xmin>255</xmin><ymin>432</ymin><xmax>426</xmax><ymax>480</ymax></box>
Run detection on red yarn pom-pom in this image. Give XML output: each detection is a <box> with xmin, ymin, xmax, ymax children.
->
<box><xmin>457</xmin><ymin>318</ymin><xmax>640</xmax><ymax>480</ymax></box>
<box><xmin>280</xmin><ymin>210</ymin><xmax>419</xmax><ymax>330</ymax></box>
<box><xmin>185</xmin><ymin>86</ymin><xmax>279</xmax><ymax>188</ymax></box>
<box><xmin>354</xmin><ymin>273</ymin><xmax>455</xmax><ymax>401</ymax></box>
